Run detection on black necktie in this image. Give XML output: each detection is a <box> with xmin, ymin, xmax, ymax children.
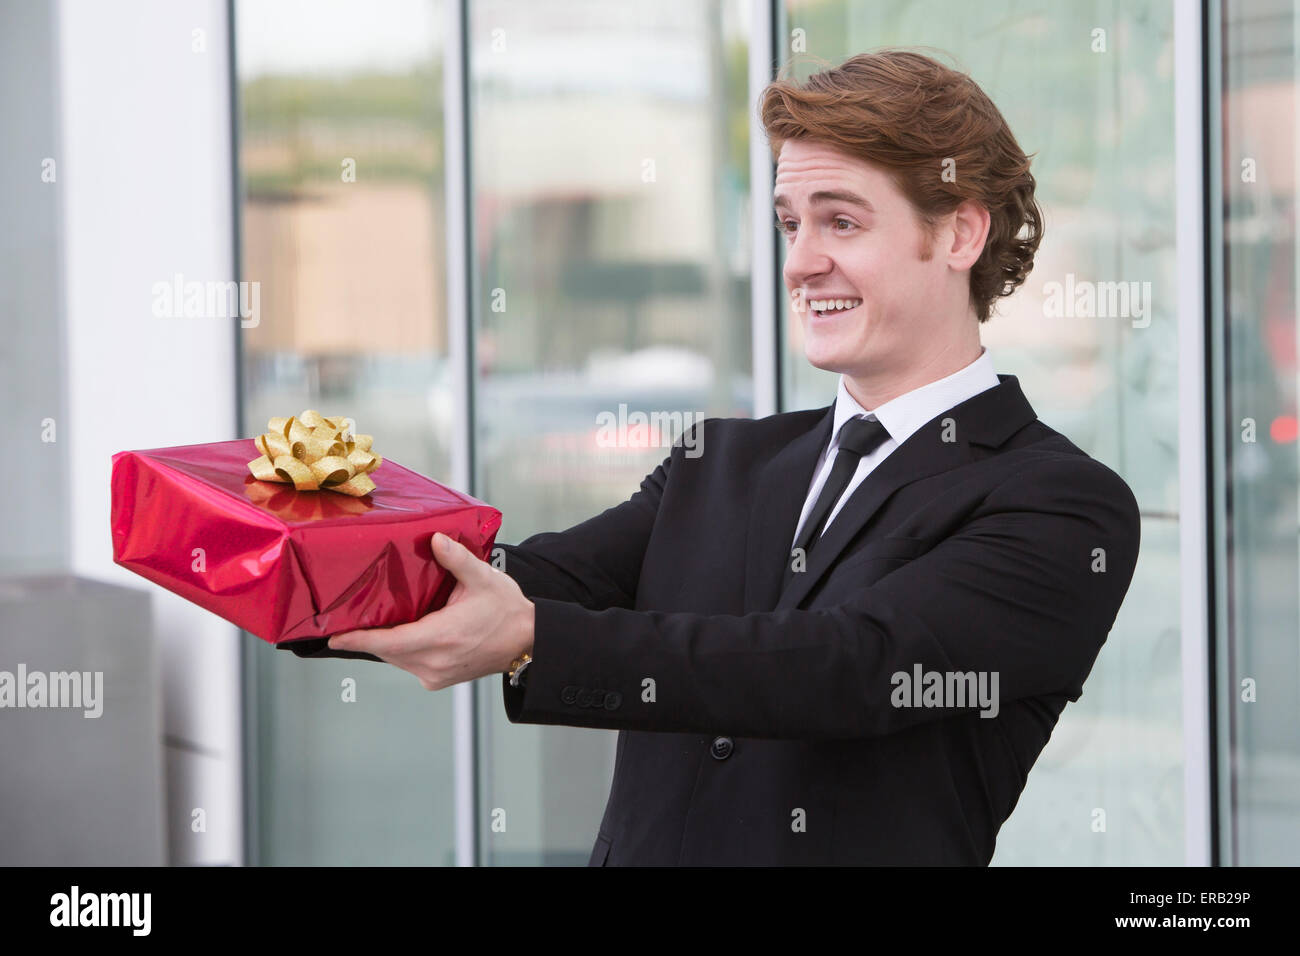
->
<box><xmin>785</xmin><ymin>415</ymin><xmax>890</xmax><ymax>585</ymax></box>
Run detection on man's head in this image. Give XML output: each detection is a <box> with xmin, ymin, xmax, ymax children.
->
<box><xmin>762</xmin><ymin>49</ymin><xmax>1042</xmax><ymax>397</ymax></box>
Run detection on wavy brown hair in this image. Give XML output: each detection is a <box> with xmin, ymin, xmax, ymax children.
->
<box><xmin>760</xmin><ymin>49</ymin><xmax>1043</xmax><ymax>323</ymax></box>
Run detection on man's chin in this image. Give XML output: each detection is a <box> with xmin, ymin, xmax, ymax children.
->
<box><xmin>803</xmin><ymin>345</ymin><xmax>855</xmax><ymax>376</ymax></box>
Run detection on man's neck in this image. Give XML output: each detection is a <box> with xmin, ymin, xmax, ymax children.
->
<box><xmin>843</xmin><ymin>340</ymin><xmax>984</xmax><ymax>411</ymax></box>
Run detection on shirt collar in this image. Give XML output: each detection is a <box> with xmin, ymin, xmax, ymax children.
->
<box><xmin>830</xmin><ymin>346</ymin><xmax>1001</xmax><ymax>450</ymax></box>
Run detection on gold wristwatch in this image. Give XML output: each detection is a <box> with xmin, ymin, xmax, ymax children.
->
<box><xmin>508</xmin><ymin>652</ymin><xmax>532</xmax><ymax>688</ymax></box>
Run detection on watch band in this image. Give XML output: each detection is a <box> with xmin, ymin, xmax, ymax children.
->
<box><xmin>508</xmin><ymin>653</ymin><xmax>532</xmax><ymax>688</ymax></box>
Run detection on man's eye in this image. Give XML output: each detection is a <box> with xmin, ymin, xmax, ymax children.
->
<box><xmin>774</xmin><ymin>217</ymin><xmax>852</xmax><ymax>235</ymax></box>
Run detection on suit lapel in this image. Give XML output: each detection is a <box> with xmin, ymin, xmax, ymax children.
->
<box><xmin>750</xmin><ymin>374</ymin><xmax>1037</xmax><ymax>612</ymax></box>
<box><xmin>742</xmin><ymin>405</ymin><xmax>834</xmax><ymax>614</ymax></box>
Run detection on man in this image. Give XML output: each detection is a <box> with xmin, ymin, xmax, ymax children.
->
<box><xmin>327</xmin><ymin>50</ymin><xmax>1141</xmax><ymax>865</ymax></box>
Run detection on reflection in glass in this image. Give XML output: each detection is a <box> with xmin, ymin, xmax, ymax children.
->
<box><xmin>235</xmin><ymin>0</ymin><xmax>454</xmax><ymax>865</ymax></box>
<box><xmin>468</xmin><ymin>0</ymin><xmax>754</xmax><ymax>865</ymax></box>
<box><xmin>777</xmin><ymin>0</ymin><xmax>1182</xmax><ymax>864</ymax></box>
<box><xmin>1217</xmin><ymin>0</ymin><xmax>1300</xmax><ymax>865</ymax></box>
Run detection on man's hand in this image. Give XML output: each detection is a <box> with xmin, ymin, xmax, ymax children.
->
<box><xmin>328</xmin><ymin>532</ymin><xmax>534</xmax><ymax>691</ymax></box>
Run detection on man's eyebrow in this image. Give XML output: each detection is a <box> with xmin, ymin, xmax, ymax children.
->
<box><xmin>773</xmin><ymin>189</ymin><xmax>875</xmax><ymax>212</ymax></box>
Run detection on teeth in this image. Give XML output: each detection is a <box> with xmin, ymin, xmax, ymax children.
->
<box><xmin>807</xmin><ymin>298</ymin><xmax>861</xmax><ymax>312</ymax></box>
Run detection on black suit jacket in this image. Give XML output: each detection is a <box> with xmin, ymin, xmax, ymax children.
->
<box><xmin>496</xmin><ymin>374</ymin><xmax>1141</xmax><ymax>865</ymax></box>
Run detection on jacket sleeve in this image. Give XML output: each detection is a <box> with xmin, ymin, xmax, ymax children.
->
<box><xmin>503</xmin><ymin>456</ymin><xmax>1141</xmax><ymax>740</ymax></box>
<box><xmin>497</xmin><ymin>431</ymin><xmax>695</xmax><ymax>609</ymax></box>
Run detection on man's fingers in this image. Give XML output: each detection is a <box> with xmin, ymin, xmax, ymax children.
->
<box><xmin>329</xmin><ymin>629</ymin><xmax>389</xmax><ymax>655</ymax></box>
<box><xmin>328</xmin><ymin>631</ymin><xmax>442</xmax><ymax>690</ymax></box>
<box><xmin>432</xmin><ymin>532</ymin><xmax>489</xmax><ymax>582</ymax></box>
<box><xmin>327</xmin><ymin>630</ymin><xmax>360</xmax><ymax>650</ymax></box>
<box><xmin>329</xmin><ymin>616</ymin><xmax>437</xmax><ymax>658</ymax></box>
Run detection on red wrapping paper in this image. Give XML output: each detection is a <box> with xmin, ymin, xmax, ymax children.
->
<box><xmin>110</xmin><ymin>438</ymin><xmax>502</xmax><ymax>649</ymax></box>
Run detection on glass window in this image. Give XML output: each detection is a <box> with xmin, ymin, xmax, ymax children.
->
<box><xmin>235</xmin><ymin>0</ymin><xmax>454</xmax><ymax>865</ymax></box>
<box><xmin>467</xmin><ymin>0</ymin><xmax>754</xmax><ymax>865</ymax></box>
<box><xmin>1215</xmin><ymin>0</ymin><xmax>1300</xmax><ymax>866</ymax></box>
<box><xmin>777</xmin><ymin>0</ymin><xmax>1183</xmax><ymax>864</ymax></box>
<box><xmin>0</xmin><ymin>0</ymin><xmax>67</xmax><ymax>578</ymax></box>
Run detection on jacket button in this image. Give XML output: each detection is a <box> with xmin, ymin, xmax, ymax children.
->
<box><xmin>590</xmin><ymin>690</ymin><xmax>606</xmax><ymax>708</ymax></box>
<box><xmin>710</xmin><ymin>736</ymin><xmax>733</xmax><ymax>760</ymax></box>
<box><xmin>575</xmin><ymin>688</ymin><xmax>592</xmax><ymax>708</ymax></box>
<box><xmin>560</xmin><ymin>685</ymin><xmax>577</xmax><ymax>705</ymax></box>
<box><xmin>604</xmin><ymin>691</ymin><xmax>622</xmax><ymax>710</ymax></box>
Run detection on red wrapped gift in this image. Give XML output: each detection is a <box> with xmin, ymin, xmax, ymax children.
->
<box><xmin>110</xmin><ymin>433</ymin><xmax>502</xmax><ymax>661</ymax></box>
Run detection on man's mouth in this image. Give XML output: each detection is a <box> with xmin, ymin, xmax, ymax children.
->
<box><xmin>807</xmin><ymin>297</ymin><xmax>862</xmax><ymax>318</ymax></box>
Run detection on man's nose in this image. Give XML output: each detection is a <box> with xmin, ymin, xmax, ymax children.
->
<box><xmin>782</xmin><ymin>227</ymin><xmax>832</xmax><ymax>294</ymax></box>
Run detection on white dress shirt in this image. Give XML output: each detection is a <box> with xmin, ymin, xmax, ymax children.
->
<box><xmin>790</xmin><ymin>346</ymin><xmax>1001</xmax><ymax>548</ymax></box>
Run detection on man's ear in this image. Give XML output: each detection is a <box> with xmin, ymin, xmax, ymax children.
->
<box><xmin>948</xmin><ymin>199</ymin><xmax>991</xmax><ymax>271</ymax></box>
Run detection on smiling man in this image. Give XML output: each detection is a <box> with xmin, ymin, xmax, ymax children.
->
<box><xmin>327</xmin><ymin>49</ymin><xmax>1141</xmax><ymax>866</ymax></box>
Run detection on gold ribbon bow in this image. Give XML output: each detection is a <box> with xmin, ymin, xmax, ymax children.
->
<box><xmin>247</xmin><ymin>410</ymin><xmax>383</xmax><ymax>497</ymax></box>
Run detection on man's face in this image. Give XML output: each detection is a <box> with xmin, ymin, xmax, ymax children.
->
<box><xmin>774</xmin><ymin>138</ymin><xmax>955</xmax><ymax>383</ymax></box>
